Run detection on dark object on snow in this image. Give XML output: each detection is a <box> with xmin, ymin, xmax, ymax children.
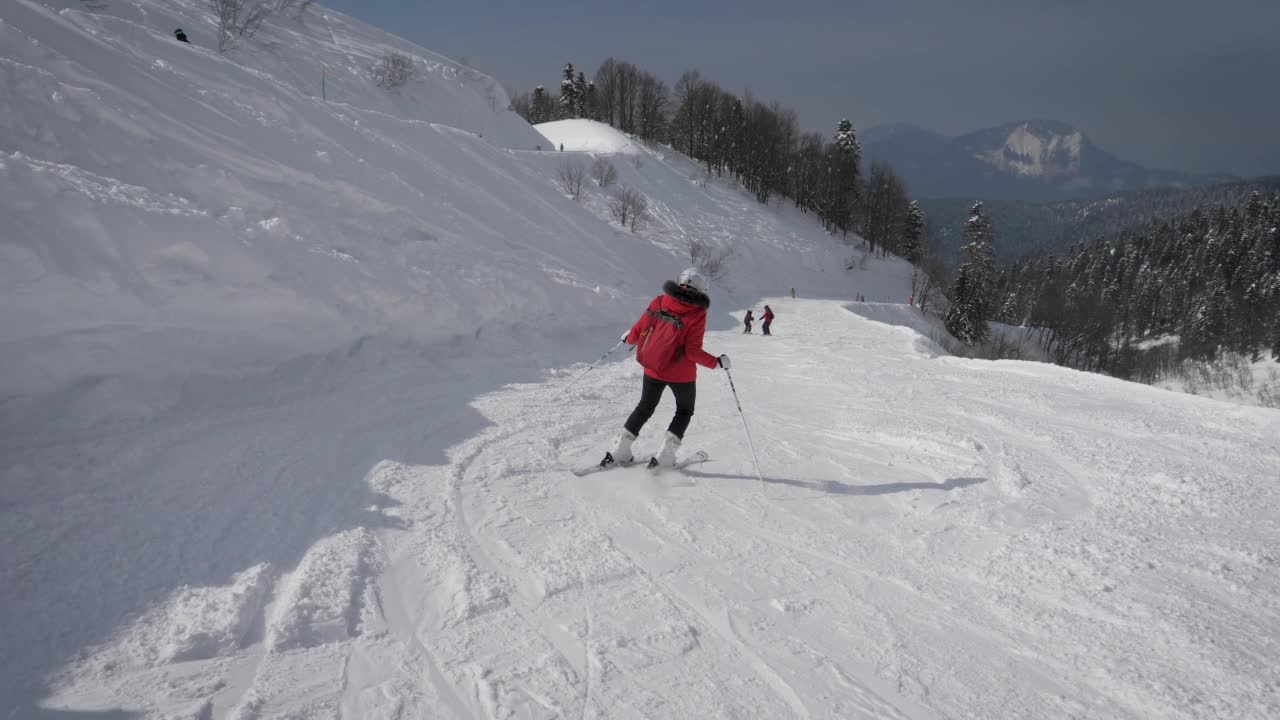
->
<box><xmin>762</xmin><ymin>305</ymin><xmax>775</xmax><ymax>335</ymax></box>
<box><xmin>174</xmin><ymin>28</ymin><xmax>189</xmax><ymax>43</ymax></box>
<box><xmin>743</xmin><ymin>310</ymin><xmax>754</xmax><ymax>333</ymax></box>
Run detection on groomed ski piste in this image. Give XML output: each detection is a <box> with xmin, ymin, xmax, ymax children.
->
<box><xmin>17</xmin><ymin>300</ymin><xmax>1279</xmax><ymax>720</ymax></box>
<box><xmin>3</xmin><ymin>1</ymin><xmax>1280</xmax><ymax>718</ymax></box>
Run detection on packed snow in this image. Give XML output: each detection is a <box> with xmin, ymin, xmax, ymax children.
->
<box><xmin>0</xmin><ymin>0</ymin><xmax>860</xmax><ymax>427</ymax></box>
<box><xmin>533</xmin><ymin>119</ymin><xmax>643</xmax><ymax>155</ymax></box>
<box><xmin>19</xmin><ymin>299</ymin><xmax>1280</xmax><ymax>719</ymax></box>
<box><xmin>4</xmin><ymin>1</ymin><xmax>1280</xmax><ymax>719</ymax></box>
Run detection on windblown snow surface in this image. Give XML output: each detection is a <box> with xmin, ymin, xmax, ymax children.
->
<box><xmin>4</xmin><ymin>1</ymin><xmax>1280</xmax><ymax>719</ymax></box>
<box><xmin>534</xmin><ymin>120</ymin><xmax>644</xmax><ymax>155</ymax></box>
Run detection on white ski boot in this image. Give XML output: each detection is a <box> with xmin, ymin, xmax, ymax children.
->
<box><xmin>601</xmin><ymin>429</ymin><xmax>636</xmax><ymax>468</ymax></box>
<box><xmin>648</xmin><ymin>431</ymin><xmax>681</xmax><ymax>469</ymax></box>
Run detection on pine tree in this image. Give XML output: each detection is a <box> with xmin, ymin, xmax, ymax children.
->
<box><xmin>531</xmin><ymin>85</ymin><xmax>549</xmax><ymax>124</ymax></box>
<box><xmin>945</xmin><ymin>202</ymin><xmax>996</xmax><ymax>344</ymax></box>
<box><xmin>903</xmin><ymin>201</ymin><xmax>925</xmax><ymax>265</ymax></box>
<box><xmin>573</xmin><ymin>71</ymin><xmax>589</xmax><ymax>119</ymax></box>
<box><xmin>822</xmin><ymin>118</ymin><xmax>862</xmax><ymax>236</ymax></box>
<box><xmin>560</xmin><ymin>63</ymin><xmax>577</xmax><ymax>119</ymax></box>
<box><xmin>834</xmin><ymin>118</ymin><xmax>860</xmax><ymax>156</ymax></box>
<box><xmin>585</xmin><ymin>81</ymin><xmax>597</xmax><ymax>120</ymax></box>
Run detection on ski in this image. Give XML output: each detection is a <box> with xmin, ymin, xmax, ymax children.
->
<box><xmin>573</xmin><ymin>450</ymin><xmax>709</xmax><ymax>476</ymax></box>
<box><xmin>571</xmin><ymin>452</ymin><xmax>635</xmax><ymax>477</ymax></box>
<box><xmin>646</xmin><ymin>450</ymin><xmax>710</xmax><ymax>472</ymax></box>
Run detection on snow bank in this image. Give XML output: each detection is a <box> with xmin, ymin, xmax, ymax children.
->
<box><xmin>0</xmin><ymin>0</ymin><xmax>904</xmax><ymax>434</ymax></box>
<box><xmin>846</xmin><ymin>302</ymin><xmax>941</xmax><ymax>337</ymax></box>
<box><xmin>1</xmin><ymin>5</ymin><xmax>910</xmax><ymax>711</ymax></box>
<box><xmin>533</xmin><ymin>118</ymin><xmax>642</xmax><ymax>154</ymax></box>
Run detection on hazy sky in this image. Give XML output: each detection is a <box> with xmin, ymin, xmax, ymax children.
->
<box><xmin>324</xmin><ymin>0</ymin><xmax>1280</xmax><ymax>177</ymax></box>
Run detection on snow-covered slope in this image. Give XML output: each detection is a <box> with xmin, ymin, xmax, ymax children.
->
<box><xmin>0</xmin><ymin>0</ymin><xmax>882</xmax><ymax>432</ymax></box>
<box><xmin>28</xmin><ymin>298</ymin><xmax>1280</xmax><ymax>719</ymax></box>
<box><xmin>522</xmin><ymin>120</ymin><xmax>883</xmax><ymax>307</ymax></box>
<box><xmin>976</xmin><ymin>122</ymin><xmax>1084</xmax><ymax>178</ymax></box>
<box><xmin>7</xmin><ymin>2</ymin><xmax>1277</xmax><ymax>719</ymax></box>
<box><xmin>535</xmin><ymin>118</ymin><xmax>644</xmax><ymax>155</ymax></box>
<box><xmin>1</xmin><ymin>1</ymin><xmax>908</xmax><ymax>713</ymax></box>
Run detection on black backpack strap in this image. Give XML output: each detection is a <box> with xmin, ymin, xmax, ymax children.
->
<box><xmin>646</xmin><ymin>309</ymin><xmax>684</xmax><ymax>330</ymax></box>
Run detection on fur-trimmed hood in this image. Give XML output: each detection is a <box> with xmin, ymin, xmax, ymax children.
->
<box><xmin>663</xmin><ymin>280</ymin><xmax>710</xmax><ymax>309</ymax></box>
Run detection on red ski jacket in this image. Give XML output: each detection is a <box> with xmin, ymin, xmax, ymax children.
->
<box><xmin>626</xmin><ymin>281</ymin><xmax>718</xmax><ymax>383</ymax></box>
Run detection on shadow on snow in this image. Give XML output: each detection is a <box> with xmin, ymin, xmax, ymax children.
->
<box><xmin>685</xmin><ymin>472</ymin><xmax>988</xmax><ymax>496</ymax></box>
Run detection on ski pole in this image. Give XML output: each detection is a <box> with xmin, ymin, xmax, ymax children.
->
<box><xmin>555</xmin><ymin>339</ymin><xmax>626</xmax><ymax>399</ymax></box>
<box><xmin>723</xmin><ymin>367</ymin><xmax>765</xmax><ymax>486</ymax></box>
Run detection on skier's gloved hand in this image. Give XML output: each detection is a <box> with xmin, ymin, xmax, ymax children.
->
<box><xmin>621</xmin><ymin>333</ymin><xmax>631</xmax><ymax>344</ymax></box>
<box><xmin>717</xmin><ymin>355</ymin><xmax>731</xmax><ymax>369</ymax></box>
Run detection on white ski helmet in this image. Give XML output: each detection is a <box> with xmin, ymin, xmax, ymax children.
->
<box><xmin>677</xmin><ymin>267</ymin><xmax>709</xmax><ymax>295</ymax></box>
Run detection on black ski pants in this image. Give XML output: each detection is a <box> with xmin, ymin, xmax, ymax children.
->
<box><xmin>625</xmin><ymin>375</ymin><xmax>696</xmax><ymax>439</ymax></box>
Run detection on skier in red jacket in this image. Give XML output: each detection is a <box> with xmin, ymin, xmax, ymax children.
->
<box><xmin>600</xmin><ymin>268</ymin><xmax>729</xmax><ymax>469</ymax></box>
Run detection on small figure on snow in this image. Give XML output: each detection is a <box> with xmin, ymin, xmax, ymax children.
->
<box><xmin>743</xmin><ymin>310</ymin><xmax>754</xmax><ymax>334</ymax></box>
<box><xmin>174</xmin><ymin>28</ymin><xmax>189</xmax><ymax>43</ymax></box>
<box><xmin>601</xmin><ymin>268</ymin><xmax>729</xmax><ymax>469</ymax></box>
<box><xmin>761</xmin><ymin>305</ymin><xmax>775</xmax><ymax>336</ymax></box>
<box><xmin>791</xmin><ymin>287</ymin><xmax>796</xmax><ymax>299</ymax></box>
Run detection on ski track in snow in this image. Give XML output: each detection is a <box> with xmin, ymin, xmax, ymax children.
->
<box><xmin>24</xmin><ymin>299</ymin><xmax>1280</xmax><ymax>719</ymax></box>
<box><xmin>4</xmin><ymin>2</ymin><xmax>1279</xmax><ymax>717</ymax></box>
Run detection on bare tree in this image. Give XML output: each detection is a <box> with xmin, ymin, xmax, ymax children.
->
<box><xmin>636</xmin><ymin>73</ymin><xmax>669</xmax><ymax>142</ymax></box>
<box><xmin>238</xmin><ymin>1</ymin><xmax>271</xmax><ymax>38</ymax></box>
<box><xmin>508</xmin><ymin>91</ymin><xmax>532</xmax><ymax>123</ymax></box>
<box><xmin>862</xmin><ymin>161</ymin><xmax>910</xmax><ymax>256</ymax></box>
<box><xmin>912</xmin><ymin>253</ymin><xmax>947</xmax><ymax>314</ymax></box>
<box><xmin>373</xmin><ymin>52</ymin><xmax>415</xmax><ymax>89</ymax></box>
<box><xmin>592</xmin><ymin>58</ymin><xmax>623</xmax><ymax>127</ymax></box>
<box><xmin>609</xmin><ymin>187</ymin><xmax>648</xmax><ymax>231</ymax></box>
<box><xmin>591</xmin><ymin>157</ymin><xmax>617</xmax><ymax>188</ymax></box>
<box><xmin>557</xmin><ymin>160</ymin><xmax>586</xmax><ymax>200</ymax></box>
<box><xmin>270</xmin><ymin>0</ymin><xmax>313</xmax><ymax>18</ymax></box>
<box><xmin>689</xmin><ymin>238</ymin><xmax>733</xmax><ymax>281</ymax></box>
<box><xmin>209</xmin><ymin>0</ymin><xmax>239</xmax><ymax>52</ymax></box>
<box><xmin>208</xmin><ymin>0</ymin><xmax>273</xmax><ymax>52</ymax></box>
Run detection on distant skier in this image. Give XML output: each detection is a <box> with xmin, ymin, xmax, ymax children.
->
<box><xmin>174</xmin><ymin>28</ymin><xmax>189</xmax><ymax>43</ymax></box>
<box><xmin>791</xmin><ymin>287</ymin><xmax>796</xmax><ymax>299</ymax></box>
<box><xmin>743</xmin><ymin>310</ymin><xmax>754</xmax><ymax>334</ymax></box>
<box><xmin>761</xmin><ymin>305</ymin><xmax>775</xmax><ymax>336</ymax></box>
<box><xmin>600</xmin><ymin>268</ymin><xmax>729</xmax><ymax>469</ymax></box>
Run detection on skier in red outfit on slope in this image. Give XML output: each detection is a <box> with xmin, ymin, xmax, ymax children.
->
<box><xmin>599</xmin><ymin>268</ymin><xmax>729</xmax><ymax>469</ymax></box>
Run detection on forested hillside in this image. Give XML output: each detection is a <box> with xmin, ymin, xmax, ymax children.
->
<box><xmin>924</xmin><ymin>177</ymin><xmax>1280</xmax><ymax>266</ymax></box>
<box><xmin>994</xmin><ymin>192</ymin><xmax>1280</xmax><ymax>388</ymax></box>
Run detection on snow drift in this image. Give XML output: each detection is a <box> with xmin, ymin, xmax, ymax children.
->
<box><xmin>0</xmin><ymin>1</ymin><xmax>910</xmax><ymax>713</ymax></box>
<box><xmin>0</xmin><ymin>0</ymin><xmax>898</xmax><ymax>433</ymax></box>
<box><xmin>535</xmin><ymin>118</ymin><xmax>644</xmax><ymax>155</ymax></box>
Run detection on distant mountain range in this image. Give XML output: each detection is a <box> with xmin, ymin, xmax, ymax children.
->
<box><xmin>862</xmin><ymin>120</ymin><xmax>1235</xmax><ymax>202</ymax></box>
